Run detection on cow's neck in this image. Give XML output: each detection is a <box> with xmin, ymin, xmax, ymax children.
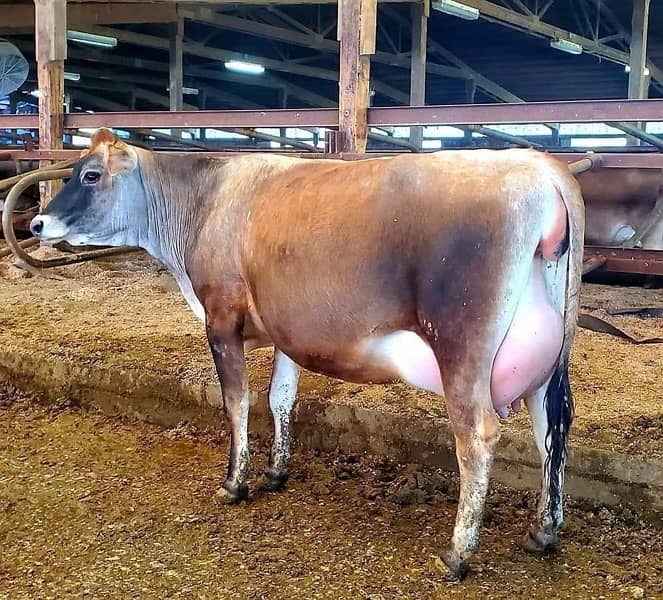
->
<box><xmin>135</xmin><ymin>154</ymin><xmax>205</xmax><ymax>281</ymax></box>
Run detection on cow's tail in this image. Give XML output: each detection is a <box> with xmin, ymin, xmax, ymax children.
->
<box><xmin>544</xmin><ymin>165</ymin><xmax>585</xmax><ymax>527</ymax></box>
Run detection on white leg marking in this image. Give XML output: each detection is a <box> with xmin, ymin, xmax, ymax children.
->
<box><xmin>268</xmin><ymin>350</ymin><xmax>301</xmax><ymax>473</ymax></box>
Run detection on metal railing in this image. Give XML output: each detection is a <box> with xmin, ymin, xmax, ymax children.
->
<box><xmin>1</xmin><ymin>98</ymin><xmax>662</xmax><ymax>275</ymax></box>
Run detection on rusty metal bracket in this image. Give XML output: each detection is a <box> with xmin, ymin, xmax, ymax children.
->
<box><xmin>567</xmin><ymin>155</ymin><xmax>603</xmax><ymax>175</ymax></box>
<box><xmin>583</xmin><ymin>246</ymin><xmax>663</xmax><ymax>276</ymax></box>
<box><xmin>2</xmin><ymin>168</ymin><xmax>138</xmax><ymax>269</ymax></box>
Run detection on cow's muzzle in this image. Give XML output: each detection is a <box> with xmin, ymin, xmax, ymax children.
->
<box><xmin>30</xmin><ymin>216</ymin><xmax>44</xmax><ymax>236</ymax></box>
<box><xmin>29</xmin><ymin>214</ymin><xmax>68</xmax><ymax>242</ymax></box>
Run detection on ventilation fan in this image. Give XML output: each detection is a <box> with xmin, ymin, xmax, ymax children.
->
<box><xmin>0</xmin><ymin>39</ymin><xmax>29</xmax><ymax>97</ymax></box>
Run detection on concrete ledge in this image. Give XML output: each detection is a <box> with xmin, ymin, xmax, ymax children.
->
<box><xmin>1</xmin><ymin>347</ymin><xmax>661</xmax><ymax>518</ymax></box>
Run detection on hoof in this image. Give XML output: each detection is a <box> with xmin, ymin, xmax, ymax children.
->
<box><xmin>213</xmin><ymin>481</ymin><xmax>249</xmax><ymax>505</ymax></box>
<box><xmin>436</xmin><ymin>550</ymin><xmax>470</xmax><ymax>581</ymax></box>
<box><xmin>259</xmin><ymin>469</ymin><xmax>288</xmax><ymax>493</ymax></box>
<box><xmin>521</xmin><ymin>526</ymin><xmax>558</xmax><ymax>554</ymax></box>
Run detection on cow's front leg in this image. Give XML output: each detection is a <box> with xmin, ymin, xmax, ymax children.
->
<box><xmin>262</xmin><ymin>350</ymin><xmax>301</xmax><ymax>492</ymax></box>
<box><xmin>207</xmin><ymin>316</ymin><xmax>251</xmax><ymax>504</ymax></box>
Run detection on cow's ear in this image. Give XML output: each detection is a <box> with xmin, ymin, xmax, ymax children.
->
<box><xmin>107</xmin><ymin>141</ymin><xmax>138</xmax><ymax>176</ymax></box>
<box><xmin>90</xmin><ymin>128</ymin><xmax>116</xmax><ymax>148</ymax></box>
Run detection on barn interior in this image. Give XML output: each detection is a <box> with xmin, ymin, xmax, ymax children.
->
<box><xmin>0</xmin><ymin>2</ymin><xmax>662</xmax><ymax>598</ymax></box>
<box><xmin>1</xmin><ymin>0</ymin><xmax>663</xmax><ymax>152</ymax></box>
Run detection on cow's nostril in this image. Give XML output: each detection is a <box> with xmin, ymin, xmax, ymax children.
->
<box><xmin>30</xmin><ymin>217</ymin><xmax>44</xmax><ymax>236</ymax></box>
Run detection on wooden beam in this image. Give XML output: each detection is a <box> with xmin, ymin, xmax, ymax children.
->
<box><xmin>409</xmin><ymin>1</ymin><xmax>427</xmax><ymax>149</ymax></box>
<box><xmin>35</xmin><ymin>0</ymin><xmax>66</xmax><ymax>207</ymax></box>
<box><xmin>338</xmin><ymin>0</ymin><xmax>376</xmax><ymax>153</ymax></box>
<box><xmin>628</xmin><ymin>0</ymin><xmax>651</xmax><ymax>100</ymax></box>
<box><xmin>169</xmin><ymin>12</ymin><xmax>184</xmax><ymax>111</ymax></box>
<box><xmin>0</xmin><ymin>4</ymin><xmax>177</xmax><ymax>31</ymax></box>
<box><xmin>66</xmin><ymin>67</ymin><xmax>413</xmax><ymax>151</ymax></box>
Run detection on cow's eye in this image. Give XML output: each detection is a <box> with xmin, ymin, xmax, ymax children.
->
<box><xmin>83</xmin><ymin>171</ymin><xmax>101</xmax><ymax>185</ymax></box>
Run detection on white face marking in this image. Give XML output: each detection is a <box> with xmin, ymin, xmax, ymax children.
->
<box><xmin>31</xmin><ymin>214</ymin><xmax>69</xmax><ymax>243</ymax></box>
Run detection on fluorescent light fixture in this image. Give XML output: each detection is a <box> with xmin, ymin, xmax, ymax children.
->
<box><xmin>67</xmin><ymin>30</ymin><xmax>117</xmax><ymax>49</ymax></box>
<box><xmin>624</xmin><ymin>65</ymin><xmax>650</xmax><ymax>76</ymax></box>
<box><xmin>64</xmin><ymin>71</ymin><xmax>80</xmax><ymax>82</ymax></box>
<box><xmin>550</xmin><ymin>38</ymin><xmax>583</xmax><ymax>55</ymax></box>
<box><xmin>432</xmin><ymin>0</ymin><xmax>479</xmax><ymax>21</ymax></box>
<box><xmin>167</xmin><ymin>86</ymin><xmax>199</xmax><ymax>95</ymax></box>
<box><xmin>570</xmin><ymin>137</ymin><xmax>627</xmax><ymax>148</ymax></box>
<box><xmin>224</xmin><ymin>60</ymin><xmax>265</xmax><ymax>75</ymax></box>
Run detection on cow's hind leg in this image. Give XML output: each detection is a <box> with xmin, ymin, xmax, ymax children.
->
<box><xmin>439</xmin><ymin>374</ymin><xmax>500</xmax><ymax>580</ymax></box>
<box><xmin>262</xmin><ymin>350</ymin><xmax>301</xmax><ymax>492</ymax></box>
<box><xmin>523</xmin><ymin>365</ymin><xmax>572</xmax><ymax>553</ymax></box>
<box><xmin>207</xmin><ymin>315</ymin><xmax>251</xmax><ymax>504</ymax></box>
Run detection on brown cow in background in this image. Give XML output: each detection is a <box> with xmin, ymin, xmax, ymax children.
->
<box><xmin>576</xmin><ymin>167</ymin><xmax>663</xmax><ymax>250</ymax></box>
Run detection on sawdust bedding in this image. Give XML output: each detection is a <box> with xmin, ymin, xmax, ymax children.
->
<box><xmin>0</xmin><ymin>389</ymin><xmax>661</xmax><ymax>599</ymax></box>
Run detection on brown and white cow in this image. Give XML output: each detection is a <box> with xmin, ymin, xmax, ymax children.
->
<box><xmin>576</xmin><ymin>167</ymin><xmax>663</xmax><ymax>249</ymax></box>
<box><xmin>30</xmin><ymin>129</ymin><xmax>584</xmax><ymax>580</ymax></box>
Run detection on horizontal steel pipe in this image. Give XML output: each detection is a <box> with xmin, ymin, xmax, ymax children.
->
<box><xmin>567</xmin><ymin>156</ymin><xmax>602</xmax><ymax>175</ymax></box>
<box><xmin>583</xmin><ymin>246</ymin><xmax>663</xmax><ymax>276</ymax></box>
<box><xmin>0</xmin><ymin>158</ymin><xmax>78</xmax><ymax>192</ymax></box>
<box><xmin>366</xmin><ymin>99</ymin><xmax>663</xmax><ymax>126</ymax></box>
<box><xmin>0</xmin><ymin>237</ymin><xmax>39</xmax><ymax>260</ymax></box>
<box><xmin>2</xmin><ymin>100</ymin><xmax>663</xmax><ymax>131</ymax></box>
<box><xmin>6</xmin><ymin>150</ymin><xmax>663</xmax><ymax>170</ymax></box>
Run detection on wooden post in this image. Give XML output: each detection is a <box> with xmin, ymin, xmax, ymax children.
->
<box><xmin>169</xmin><ymin>11</ymin><xmax>184</xmax><ymax>112</ymax></box>
<box><xmin>337</xmin><ymin>0</ymin><xmax>377</xmax><ymax>153</ymax></box>
<box><xmin>410</xmin><ymin>1</ymin><xmax>428</xmax><ymax>150</ymax></box>
<box><xmin>34</xmin><ymin>0</ymin><xmax>66</xmax><ymax>207</ymax></box>
<box><xmin>628</xmin><ymin>0</ymin><xmax>651</xmax><ymax>146</ymax></box>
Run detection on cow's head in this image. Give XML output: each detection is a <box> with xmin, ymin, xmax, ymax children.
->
<box><xmin>30</xmin><ymin>129</ymin><xmax>143</xmax><ymax>247</ymax></box>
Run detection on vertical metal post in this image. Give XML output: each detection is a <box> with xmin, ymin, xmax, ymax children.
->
<box><xmin>628</xmin><ymin>0</ymin><xmax>651</xmax><ymax>146</ymax></box>
<box><xmin>169</xmin><ymin>11</ymin><xmax>184</xmax><ymax>112</ymax></box>
<box><xmin>409</xmin><ymin>1</ymin><xmax>428</xmax><ymax>150</ymax></box>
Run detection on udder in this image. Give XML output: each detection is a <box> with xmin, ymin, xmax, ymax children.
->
<box><xmin>490</xmin><ymin>259</ymin><xmax>563</xmax><ymax>417</ymax></box>
<box><xmin>359</xmin><ymin>260</ymin><xmax>562</xmax><ymax>419</ymax></box>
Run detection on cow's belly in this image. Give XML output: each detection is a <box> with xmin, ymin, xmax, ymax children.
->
<box><xmin>312</xmin><ymin>260</ymin><xmax>563</xmax><ymax>417</ymax></box>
